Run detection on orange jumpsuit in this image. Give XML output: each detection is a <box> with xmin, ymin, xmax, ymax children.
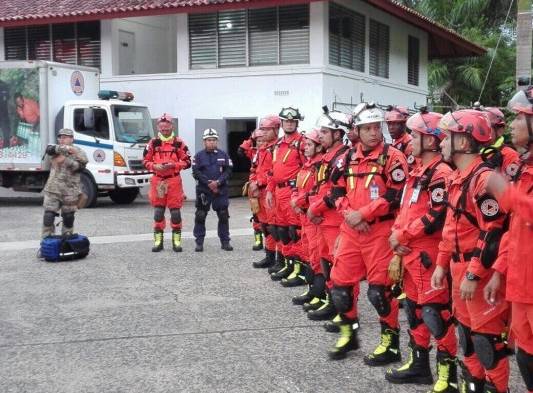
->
<box><xmin>391</xmin><ymin>156</ymin><xmax>456</xmax><ymax>353</ymax></box>
<box><xmin>250</xmin><ymin>141</ymin><xmax>276</xmax><ymax>252</ymax></box>
<box><xmin>436</xmin><ymin>157</ymin><xmax>509</xmax><ymax>391</ymax></box>
<box><xmin>393</xmin><ymin>132</ymin><xmax>416</xmax><ymax>169</ymax></box>
<box><xmin>308</xmin><ymin>143</ymin><xmax>350</xmax><ymax>273</ymax></box>
<box><xmin>143</xmin><ymin>136</ymin><xmax>191</xmax><ymax>230</ymax></box>
<box><xmin>331</xmin><ymin>142</ymin><xmax>407</xmax><ymax>326</ymax></box>
<box><xmin>291</xmin><ymin>154</ymin><xmax>322</xmax><ymax>273</ymax></box>
<box><xmin>493</xmin><ymin>158</ymin><xmax>533</xmax><ymax>355</ymax></box>
<box><xmin>268</xmin><ymin>133</ymin><xmax>305</xmax><ymax>259</ymax></box>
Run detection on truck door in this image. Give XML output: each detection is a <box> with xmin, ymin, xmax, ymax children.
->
<box><xmin>71</xmin><ymin>106</ymin><xmax>114</xmax><ymax>185</ymax></box>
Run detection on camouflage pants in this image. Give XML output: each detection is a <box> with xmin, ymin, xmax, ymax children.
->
<box><xmin>42</xmin><ymin>192</ymin><xmax>78</xmax><ymax>238</ymax></box>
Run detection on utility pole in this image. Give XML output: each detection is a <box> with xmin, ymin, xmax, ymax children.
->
<box><xmin>516</xmin><ymin>0</ymin><xmax>533</xmax><ymax>88</ymax></box>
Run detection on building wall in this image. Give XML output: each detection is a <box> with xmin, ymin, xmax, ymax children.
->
<box><xmin>0</xmin><ymin>28</ymin><xmax>4</xmax><ymax>61</ymax></box>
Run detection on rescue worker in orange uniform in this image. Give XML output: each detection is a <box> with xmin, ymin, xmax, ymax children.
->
<box><xmin>386</xmin><ymin>105</ymin><xmax>414</xmax><ymax>166</ymax></box>
<box><xmin>484</xmin><ymin>86</ymin><xmax>533</xmax><ymax>393</ymax></box>
<box><xmin>251</xmin><ymin>116</ymin><xmax>281</xmax><ymax>270</ymax></box>
<box><xmin>385</xmin><ymin>109</ymin><xmax>458</xmax><ymax>392</ymax></box>
<box><xmin>431</xmin><ymin>110</ymin><xmax>510</xmax><ymax>393</ymax></box>
<box><xmin>239</xmin><ymin>130</ymin><xmax>264</xmax><ymax>251</ymax></box>
<box><xmin>267</xmin><ymin>108</ymin><xmax>306</xmax><ymax>282</ymax></box>
<box><xmin>143</xmin><ymin>113</ymin><xmax>191</xmax><ymax>252</ymax></box>
<box><xmin>305</xmin><ymin>109</ymin><xmax>351</xmax><ymax>321</ymax></box>
<box><xmin>289</xmin><ymin>129</ymin><xmax>323</xmax><ymax>294</ymax></box>
<box><xmin>476</xmin><ymin>106</ymin><xmax>520</xmax><ymax>180</ymax></box>
<box><xmin>327</xmin><ymin>105</ymin><xmax>408</xmax><ymax>364</ymax></box>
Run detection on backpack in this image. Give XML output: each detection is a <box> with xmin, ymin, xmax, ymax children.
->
<box><xmin>40</xmin><ymin>234</ymin><xmax>90</xmax><ymax>262</ymax></box>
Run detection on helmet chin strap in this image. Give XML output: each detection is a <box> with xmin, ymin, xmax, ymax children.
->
<box><xmin>450</xmin><ymin>133</ymin><xmax>476</xmax><ymax>155</ymax></box>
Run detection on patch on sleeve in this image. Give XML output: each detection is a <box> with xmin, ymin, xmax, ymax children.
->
<box><xmin>407</xmin><ymin>155</ymin><xmax>415</xmax><ymax>165</ymax></box>
<box><xmin>476</xmin><ymin>194</ymin><xmax>501</xmax><ymax>221</ymax></box>
<box><xmin>430</xmin><ymin>187</ymin><xmax>445</xmax><ymax>205</ymax></box>
<box><xmin>390</xmin><ymin>167</ymin><xmax>406</xmax><ymax>183</ymax></box>
<box><xmin>505</xmin><ymin>163</ymin><xmax>519</xmax><ymax>178</ymax></box>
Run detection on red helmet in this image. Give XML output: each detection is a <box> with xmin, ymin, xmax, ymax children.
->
<box><xmin>406</xmin><ymin>111</ymin><xmax>445</xmax><ymax>140</ymax></box>
<box><xmin>483</xmin><ymin>107</ymin><xmax>505</xmax><ymax>128</ymax></box>
<box><xmin>507</xmin><ymin>86</ymin><xmax>533</xmax><ymax>115</ymax></box>
<box><xmin>385</xmin><ymin>106</ymin><xmax>409</xmax><ymax>123</ymax></box>
<box><xmin>157</xmin><ymin>113</ymin><xmax>173</xmax><ymax>123</ymax></box>
<box><xmin>304</xmin><ymin>128</ymin><xmax>320</xmax><ymax>144</ymax></box>
<box><xmin>259</xmin><ymin>115</ymin><xmax>281</xmax><ymax>130</ymax></box>
<box><xmin>439</xmin><ymin>109</ymin><xmax>492</xmax><ymax>144</ymax></box>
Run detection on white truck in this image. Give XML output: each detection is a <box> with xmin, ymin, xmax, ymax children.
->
<box><xmin>0</xmin><ymin>61</ymin><xmax>154</xmax><ymax>207</ymax></box>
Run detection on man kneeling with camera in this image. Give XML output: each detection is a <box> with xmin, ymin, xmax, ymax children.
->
<box><xmin>42</xmin><ymin>128</ymin><xmax>88</xmax><ymax>238</ymax></box>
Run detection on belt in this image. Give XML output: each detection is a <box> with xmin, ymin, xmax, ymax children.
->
<box><xmin>452</xmin><ymin>251</ymin><xmax>474</xmax><ymax>263</ymax></box>
<box><xmin>368</xmin><ymin>213</ymin><xmax>395</xmax><ymax>225</ymax></box>
<box><xmin>277</xmin><ymin>180</ymin><xmax>296</xmax><ymax>188</ymax></box>
<box><xmin>155</xmin><ymin>174</ymin><xmax>177</xmax><ymax>180</ymax></box>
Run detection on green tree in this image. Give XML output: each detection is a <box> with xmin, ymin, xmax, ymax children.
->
<box><xmin>399</xmin><ymin>0</ymin><xmax>517</xmax><ymax>109</ymax></box>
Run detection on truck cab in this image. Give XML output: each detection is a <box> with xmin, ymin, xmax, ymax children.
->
<box><xmin>60</xmin><ymin>90</ymin><xmax>154</xmax><ymax>207</ymax></box>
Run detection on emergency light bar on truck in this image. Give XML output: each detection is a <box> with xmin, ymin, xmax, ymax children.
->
<box><xmin>98</xmin><ymin>90</ymin><xmax>134</xmax><ymax>102</ymax></box>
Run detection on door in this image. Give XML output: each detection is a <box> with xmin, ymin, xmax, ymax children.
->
<box><xmin>119</xmin><ymin>30</ymin><xmax>135</xmax><ymax>75</ymax></box>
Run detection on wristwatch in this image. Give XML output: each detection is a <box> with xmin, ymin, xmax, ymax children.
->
<box><xmin>466</xmin><ymin>271</ymin><xmax>480</xmax><ymax>281</ymax></box>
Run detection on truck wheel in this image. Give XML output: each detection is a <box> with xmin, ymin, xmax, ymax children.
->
<box><xmin>109</xmin><ymin>187</ymin><xmax>139</xmax><ymax>205</ymax></box>
<box><xmin>80</xmin><ymin>173</ymin><xmax>98</xmax><ymax>208</ymax></box>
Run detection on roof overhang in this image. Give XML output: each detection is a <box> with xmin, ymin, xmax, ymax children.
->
<box><xmin>0</xmin><ymin>0</ymin><xmax>485</xmax><ymax>59</ymax></box>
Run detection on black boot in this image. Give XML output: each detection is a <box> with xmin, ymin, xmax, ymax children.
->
<box><xmin>307</xmin><ymin>291</ymin><xmax>336</xmax><ymax>321</ymax></box>
<box><xmin>268</xmin><ymin>252</ymin><xmax>284</xmax><ymax>274</ymax></box>
<box><xmin>270</xmin><ymin>257</ymin><xmax>294</xmax><ymax>281</ymax></box>
<box><xmin>252</xmin><ymin>250</ymin><xmax>275</xmax><ymax>268</ymax></box>
<box><xmin>459</xmin><ymin>364</ymin><xmax>485</xmax><ymax>393</ymax></box>
<box><xmin>152</xmin><ymin>230</ymin><xmax>164</xmax><ymax>252</ymax></box>
<box><xmin>281</xmin><ymin>260</ymin><xmax>309</xmax><ymax>287</ymax></box>
<box><xmin>328</xmin><ymin>318</ymin><xmax>360</xmax><ymax>360</ymax></box>
<box><xmin>516</xmin><ymin>348</ymin><xmax>533</xmax><ymax>392</ymax></box>
<box><xmin>252</xmin><ymin>230</ymin><xmax>263</xmax><ymax>251</ymax></box>
<box><xmin>363</xmin><ymin>322</ymin><xmax>401</xmax><ymax>366</ymax></box>
<box><xmin>385</xmin><ymin>339</ymin><xmax>433</xmax><ymax>385</ymax></box>
<box><xmin>430</xmin><ymin>351</ymin><xmax>458</xmax><ymax>393</ymax></box>
<box><xmin>221</xmin><ymin>241</ymin><xmax>233</xmax><ymax>251</ymax></box>
<box><xmin>482</xmin><ymin>381</ymin><xmax>506</xmax><ymax>393</ymax></box>
<box><xmin>324</xmin><ymin>314</ymin><xmax>341</xmax><ymax>333</ymax></box>
<box><xmin>195</xmin><ymin>242</ymin><xmax>204</xmax><ymax>252</ymax></box>
<box><xmin>293</xmin><ymin>272</ymin><xmax>323</xmax><ymax>306</ymax></box>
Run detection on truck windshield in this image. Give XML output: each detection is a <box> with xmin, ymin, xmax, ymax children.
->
<box><xmin>111</xmin><ymin>105</ymin><xmax>155</xmax><ymax>143</ymax></box>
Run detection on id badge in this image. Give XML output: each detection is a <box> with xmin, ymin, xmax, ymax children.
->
<box><xmin>370</xmin><ymin>184</ymin><xmax>379</xmax><ymax>200</ymax></box>
<box><xmin>410</xmin><ymin>185</ymin><xmax>421</xmax><ymax>205</ymax></box>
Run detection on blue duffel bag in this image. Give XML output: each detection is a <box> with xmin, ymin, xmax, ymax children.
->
<box><xmin>40</xmin><ymin>234</ymin><xmax>90</xmax><ymax>262</ymax></box>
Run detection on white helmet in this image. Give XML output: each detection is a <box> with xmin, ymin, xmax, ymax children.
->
<box><xmin>202</xmin><ymin>128</ymin><xmax>218</xmax><ymax>140</ymax></box>
<box><xmin>353</xmin><ymin>107</ymin><xmax>385</xmax><ymax>126</ymax></box>
<box><xmin>316</xmin><ymin>110</ymin><xmax>352</xmax><ymax>134</ymax></box>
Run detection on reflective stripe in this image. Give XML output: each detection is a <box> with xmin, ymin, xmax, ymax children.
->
<box><xmin>282</xmin><ymin>149</ymin><xmax>291</xmax><ymax>163</ymax></box>
<box><xmin>348</xmin><ymin>167</ymin><xmax>355</xmax><ymax>190</ymax></box>
<box><xmin>365</xmin><ymin>166</ymin><xmax>378</xmax><ymax>188</ymax></box>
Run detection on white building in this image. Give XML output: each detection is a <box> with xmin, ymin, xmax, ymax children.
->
<box><xmin>0</xmin><ymin>0</ymin><xmax>484</xmax><ymax>196</ymax></box>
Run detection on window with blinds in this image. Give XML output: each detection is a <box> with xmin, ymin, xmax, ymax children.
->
<box><xmin>189</xmin><ymin>4</ymin><xmax>309</xmax><ymax>69</ymax></box>
<box><xmin>369</xmin><ymin>19</ymin><xmax>390</xmax><ymax>78</ymax></box>
<box><xmin>4</xmin><ymin>21</ymin><xmax>101</xmax><ymax>69</ymax></box>
<box><xmin>408</xmin><ymin>35</ymin><xmax>420</xmax><ymax>86</ymax></box>
<box><xmin>329</xmin><ymin>3</ymin><xmax>365</xmax><ymax>72</ymax></box>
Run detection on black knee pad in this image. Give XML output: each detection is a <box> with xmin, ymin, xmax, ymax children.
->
<box><xmin>421</xmin><ymin>304</ymin><xmax>447</xmax><ymax>339</ymax></box>
<box><xmin>61</xmin><ymin>212</ymin><xmax>75</xmax><ymax>228</ymax></box>
<box><xmin>288</xmin><ymin>225</ymin><xmax>301</xmax><ymax>242</ymax></box>
<box><xmin>43</xmin><ymin>211</ymin><xmax>57</xmax><ymax>227</ymax></box>
<box><xmin>154</xmin><ymin>206</ymin><xmax>165</xmax><ymax>222</ymax></box>
<box><xmin>516</xmin><ymin>347</ymin><xmax>533</xmax><ymax>390</ymax></box>
<box><xmin>268</xmin><ymin>225</ymin><xmax>279</xmax><ymax>241</ymax></box>
<box><xmin>277</xmin><ymin>226</ymin><xmax>290</xmax><ymax>245</ymax></box>
<box><xmin>309</xmin><ymin>274</ymin><xmax>326</xmax><ymax>298</ymax></box>
<box><xmin>261</xmin><ymin>223</ymin><xmax>269</xmax><ymax>236</ymax></box>
<box><xmin>195</xmin><ymin>209</ymin><xmax>207</xmax><ymax>224</ymax></box>
<box><xmin>367</xmin><ymin>284</ymin><xmax>391</xmax><ymax>317</ymax></box>
<box><xmin>170</xmin><ymin>209</ymin><xmax>182</xmax><ymax>225</ymax></box>
<box><xmin>301</xmin><ymin>263</ymin><xmax>314</xmax><ymax>283</ymax></box>
<box><xmin>457</xmin><ymin>322</ymin><xmax>475</xmax><ymax>357</ymax></box>
<box><xmin>403</xmin><ymin>298</ymin><xmax>423</xmax><ymax>330</ymax></box>
<box><xmin>472</xmin><ymin>333</ymin><xmax>508</xmax><ymax>370</ymax></box>
<box><xmin>216</xmin><ymin>209</ymin><xmax>229</xmax><ymax>222</ymax></box>
<box><xmin>320</xmin><ymin>259</ymin><xmax>331</xmax><ymax>281</ymax></box>
<box><xmin>331</xmin><ymin>285</ymin><xmax>354</xmax><ymax>314</ymax></box>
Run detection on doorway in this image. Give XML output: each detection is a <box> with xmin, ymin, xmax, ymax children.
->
<box><xmin>226</xmin><ymin>118</ymin><xmax>256</xmax><ymax>196</ymax></box>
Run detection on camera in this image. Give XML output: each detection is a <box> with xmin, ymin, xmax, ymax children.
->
<box><xmin>45</xmin><ymin>144</ymin><xmax>59</xmax><ymax>156</ymax></box>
